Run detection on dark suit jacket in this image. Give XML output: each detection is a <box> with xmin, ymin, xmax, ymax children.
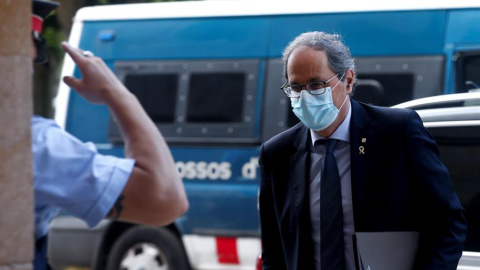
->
<box><xmin>259</xmin><ymin>99</ymin><xmax>467</xmax><ymax>270</ymax></box>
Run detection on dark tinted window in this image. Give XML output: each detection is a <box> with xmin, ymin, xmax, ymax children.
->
<box><xmin>355</xmin><ymin>74</ymin><xmax>414</xmax><ymax>106</ymax></box>
<box><xmin>429</xmin><ymin>125</ymin><xmax>480</xmax><ymax>252</ymax></box>
<box><xmin>125</xmin><ymin>74</ymin><xmax>178</xmax><ymax>123</ymax></box>
<box><xmin>187</xmin><ymin>73</ymin><xmax>245</xmax><ymax>123</ymax></box>
<box><xmin>463</xmin><ymin>55</ymin><xmax>480</xmax><ymax>91</ymax></box>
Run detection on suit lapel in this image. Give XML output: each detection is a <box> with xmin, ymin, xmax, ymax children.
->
<box><xmin>288</xmin><ymin>125</ymin><xmax>314</xmax><ymax>268</ymax></box>
<box><xmin>290</xmin><ymin>125</ymin><xmax>311</xmax><ymax>221</ymax></box>
<box><xmin>349</xmin><ymin>100</ymin><xmax>373</xmax><ymax>230</ymax></box>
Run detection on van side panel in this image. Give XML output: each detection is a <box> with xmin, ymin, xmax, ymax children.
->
<box><xmin>268</xmin><ymin>11</ymin><xmax>447</xmax><ymax>57</ymax></box>
<box><xmin>445</xmin><ymin>9</ymin><xmax>480</xmax><ymax>45</ymax></box>
<box><xmin>79</xmin><ymin>17</ymin><xmax>271</xmax><ymax>61</ymax></box>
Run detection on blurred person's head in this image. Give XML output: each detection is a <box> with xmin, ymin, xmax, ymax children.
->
<box><xmin>32</xmin><ymin>0</ymin><xmax>59</xmax><ymax>63</ymax></box>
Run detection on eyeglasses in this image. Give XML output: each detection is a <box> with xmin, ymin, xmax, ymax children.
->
<box><xmin>281</xmin><ymin>73</ymin><xmax>341</xmax><ymax>98</ymax></box>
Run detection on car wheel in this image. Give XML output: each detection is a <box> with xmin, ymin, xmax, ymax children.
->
<box><xmin>106</xmin><ymin>226</ymin><xmax>190</xmax><ymax>270</ymax></box>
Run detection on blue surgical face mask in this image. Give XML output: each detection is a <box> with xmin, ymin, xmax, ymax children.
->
<box><xmin>290</xmin><ymin>77</ymin><xmax>348</xmax><ymax>131</ymax></box>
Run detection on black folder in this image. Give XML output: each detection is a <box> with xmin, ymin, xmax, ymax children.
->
<box><xmin>355</xmin><ymin>231</ymin><xmax>420</xmax><ymax>270</ymax></box>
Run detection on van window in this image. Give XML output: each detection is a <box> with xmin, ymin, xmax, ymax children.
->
<box><xmin>428</xmin><ymin>125</ymin><xmax>480</xmax><ymax>252</ymax></box>
<box><xmin>111</xmin><ymin>60</ymin><xmax>260</xmax><ymax>145</ymax></box>
<box><xmin>355</xmin><ymin>74</ymin><xmax>414</xmax><ymax>106</ymax></box>
<box><xmin>463</xmin><ymin>55</ymin><xmax>480</xmax><ymax>91</ymax></box>
<box><xmin>355</xmin><ymin>56</ymin><xmax>444</xmax><ymax>105</ymax></box>
<box><xmin>187</xmin><ymin>73</ymin><xmax>245</xmax><ymax>123</ymax></box>
<box><xmin>125</xmin><ymin>73</ymin><xmax>178</xmax><ymax>123</ymax></box>
<box><xmin>455</xmin><ymin>51</ymin><xmax>480</xmax><ymax>92</ymax></box>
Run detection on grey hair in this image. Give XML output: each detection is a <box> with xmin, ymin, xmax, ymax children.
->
<box><xmin>282</xmin><ymin>31</ymin><xmax>357</xmax><ymax>89</ymax></box>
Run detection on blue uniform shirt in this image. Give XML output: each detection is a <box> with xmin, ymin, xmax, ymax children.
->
<box><xmin>32</xmin><ymin>116</ymin><xmax>134</xmax><ymax>240</ymax></box>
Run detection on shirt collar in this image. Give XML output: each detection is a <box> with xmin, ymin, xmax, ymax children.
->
<box><xmin>310</xmin><ymin>98</ymin><xmax>351</xmax><ymax>146</ymax></box>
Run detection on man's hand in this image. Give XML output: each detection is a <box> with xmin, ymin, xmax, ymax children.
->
<box><xmin>61</xmin><ymin>42</ymin><xmax>128</xmax><ymax>105</ymax></box>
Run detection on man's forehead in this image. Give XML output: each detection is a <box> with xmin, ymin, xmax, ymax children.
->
<box><xmin>287</xmin><ymin>48</ymin><xmax>330</xmax><ymax>77</ymax></box>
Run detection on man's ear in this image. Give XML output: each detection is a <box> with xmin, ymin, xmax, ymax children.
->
<box><xmin>345</xmin><ymin>69</ymin><xmax>355</xmax><ymax>94</ymax></box>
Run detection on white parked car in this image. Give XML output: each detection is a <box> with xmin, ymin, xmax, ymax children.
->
<box><xmin>394</xmin><ymin>91</ymin><xmax>480</xmax><ymax>270</ymax></box>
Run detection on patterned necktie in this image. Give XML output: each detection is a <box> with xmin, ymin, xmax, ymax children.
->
<box><xmin>320</xmin><ymin>139</ymin><xmax>345</xmax><ymax>270</ymax></box>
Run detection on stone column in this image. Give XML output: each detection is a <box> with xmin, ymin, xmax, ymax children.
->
<box><xmin>0</xmin><ymin>0</ymin><xmax>34</xmax><ymax>269</ymax></box>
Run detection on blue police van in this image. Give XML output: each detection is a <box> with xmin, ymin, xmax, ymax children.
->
<box><xmin>49</xmin><ymin>1</ymin><xmax>480</xmax><ymax>269</ymax></box>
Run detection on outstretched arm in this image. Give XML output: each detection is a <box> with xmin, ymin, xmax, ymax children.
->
<box><xmin>61</xmin><ymin>42</ymin><xmax>188</xmax><ymax>226</ymax></box>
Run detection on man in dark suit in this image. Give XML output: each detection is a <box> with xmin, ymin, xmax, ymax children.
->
<box><xmin>259</xmin><ymin>31</ymin><xmax>466</xmax><ymax>270</ymax></box>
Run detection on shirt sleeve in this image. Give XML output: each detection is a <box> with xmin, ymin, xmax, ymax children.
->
<box><xmin>32</xmin><ymin>117</ymin><xmax>135</xmax><ymax>228</ymax></box>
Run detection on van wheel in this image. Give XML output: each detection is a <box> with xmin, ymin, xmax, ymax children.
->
<box><xmin>106</xmin><ymin>226</ymin><xmax>190</xmax><ymax>270</ymax></box>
